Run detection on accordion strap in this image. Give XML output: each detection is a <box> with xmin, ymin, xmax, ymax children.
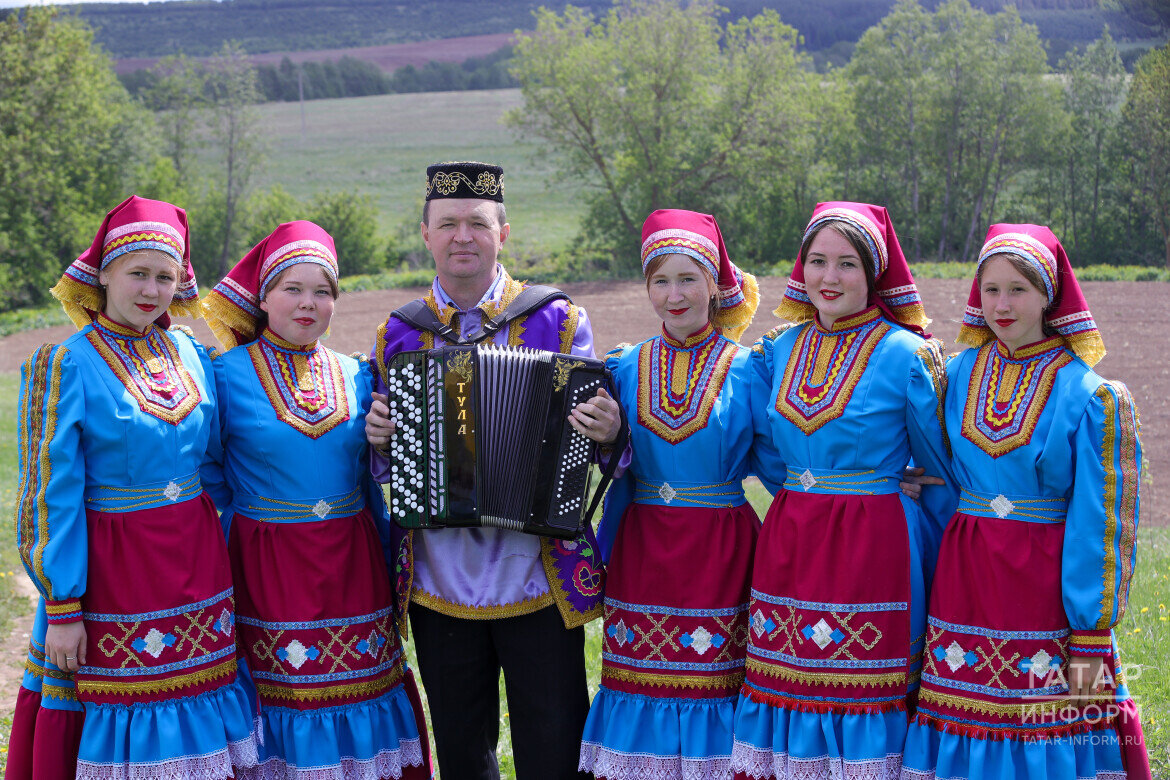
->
<box><xmin>390</xmin><ymin>285</ymin><xmax>570</xmax><ymax>345</ymax></box>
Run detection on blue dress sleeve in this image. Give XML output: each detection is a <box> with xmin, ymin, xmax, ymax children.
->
<box><xmin>1063</xmin><ymin>380</ymin><xmax>1143</xmax><ymax>657</ymax></box>
<box><xmin>905</xmin><ymin>338</ymin><xmax>959</xmax><ymax>533</ymax></box>
<box><xmin>748</xmin><ymin>327</ymin><xmax>787</xmax><ymax>495</ymax></box>
<box><xmin>596</xmin><ymin>345</ymin><xmax>633</xmax><ymax>563</ymax></box>
<box><xmin>197</xmin><ymin>341</ymin><xmax>234</xmax><ymax>530</ymax></box>
<box><xmin>351</xmin><ymin>355</ymin><xmax>396</xmax><ymax>567</ymax></box>
<box><xmin>14</xmin><ymin>345</ymin><xmax>87</xmax><ymax>623</ymax></box>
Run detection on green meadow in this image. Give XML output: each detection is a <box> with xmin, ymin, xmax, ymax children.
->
<box><xmin>251</xmin><ymin>88</ymin><xmax>585</xmax><ymax>250</ymax></box>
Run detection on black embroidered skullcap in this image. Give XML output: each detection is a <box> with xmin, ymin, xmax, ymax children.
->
<box><xmin>424</xmin><ymin>161</ymin><xmax>504</xmax><ymax>202</ymax></box>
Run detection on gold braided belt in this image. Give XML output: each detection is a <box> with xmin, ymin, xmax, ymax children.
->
<box><xmin>959</xmin><ymin>487</ymin><xmax>1067</xmax><ymax>523</ymax></box>
<box><xmin>84</xmin><ymin>472</ymin><xmax>202</xmax><ymax>512</ymax></box>
<box><xmin>234</xmin><ymin>486</ymin><xmax>364</xmax><ymax>523</ymax></box>
<box><xmin>782</xmin><ymin>466</ymin><xmax>901</xmax><ymax>496</ymax></box>
<box><xmin>634</xmin><ymin>478</ymin><xmax>745</xmax><ymax>508</ymax></box>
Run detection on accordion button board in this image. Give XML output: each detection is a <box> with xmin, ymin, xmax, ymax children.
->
<box><xmin>383</xmin><ymin>344</ymin><xmax>609</xmax><ymax>539</ymax></box>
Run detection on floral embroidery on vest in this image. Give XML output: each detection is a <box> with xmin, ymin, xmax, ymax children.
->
<box><xmin>775</xmin><ymin>307</ymin><xmax>888</xmax><ymax>435</ymax></box>
<box><xmin>637</xmin><ymin>323</ymin><xmax>736</xmax><ymax>444</ymax></box>
<box><xmin>249</xmin><ymin>329</ymin><xmax>349</xmax><ymax>439</ymax></box>
<box><xmin>961</xmin><ymin>338</ymin><xmax>1071</xmax><ymax>458</ymax></box>
<box><xmin>87</xmin><ymin>314</ymin><xmax>202</xmax><ymax>425</ymax></box>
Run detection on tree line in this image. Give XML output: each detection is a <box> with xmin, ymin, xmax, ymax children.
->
<box><xmin>121</xmin><ymin>47</ymin><xmax>519</xmax><ymax>105</ymax></box>
<box><xmin>0</xmin><ymin>10</ymin><xmax>391</xmax><ymax>313</ymax></box>
<box><xmin>507</xmin><ymin>0</ymin><xmax>1170</xmax><ymax>274</ymax></box>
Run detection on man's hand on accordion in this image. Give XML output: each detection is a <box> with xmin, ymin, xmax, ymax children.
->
<box><xmin>569</xmin><ymin>388</ymin><xmax>621</xmax><ymax>446</ymax></box>
<box><xmin>366</xmin><ymin>392</ymin><xmax>397</xmax><ymax>453</ymax></box>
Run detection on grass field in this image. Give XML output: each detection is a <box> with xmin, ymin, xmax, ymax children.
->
<box><xmin>0</xmin><ymin>381</ymin><xmax>1165</xmax><ymax>776</ymax></box>
<box><xmin>248</xmin><ymin>88</ymin><xmax>585</xmax><ymax>249</ymax></box>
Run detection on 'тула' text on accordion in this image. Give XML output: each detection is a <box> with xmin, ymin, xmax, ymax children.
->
<box><xmin>380</xmin><ymin>344</ymin><xmax>610</xmax><ymax>539</ymax></box>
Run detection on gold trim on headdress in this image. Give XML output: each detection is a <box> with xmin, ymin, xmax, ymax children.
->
<box><xmin>714</xmin><ymin>271</ymin><xmax>759</xmax><ymax>343</ymax></box>
<box><xmin>200</xmin><ymin>291</ymin><xmax>256</xmax><ymax>351</ymax></box>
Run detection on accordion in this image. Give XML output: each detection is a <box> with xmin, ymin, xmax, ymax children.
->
<box><xmin>380</xmin><ymin>344</ymin><xmax>612</xmax><ymax>539</ymax></box>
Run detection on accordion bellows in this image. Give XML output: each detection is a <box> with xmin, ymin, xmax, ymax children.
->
<box><xmin>382</xmin><ymin>344</ymin><xmax>609</xmax><ymax>539</ymax></box>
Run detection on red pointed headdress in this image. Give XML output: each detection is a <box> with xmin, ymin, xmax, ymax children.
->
<box><xmin>957</xmin><ymin>223</ymin><xmax>1105</xmax><ymax>366</ymax></box>
<box><xmin>774</xmin><ymin>201</ymin><xmax>929</xmax><ymax>335</ymax></box>
<box><xmin>50</xmin><ymin>195</ymin><xmax>198</xmax><ymax>330</ymax></box>
<box><xmin>640</xmin><ymin>208</ymin><xmax>760</xmax><ymax>342</ymax></box>
<box><xmin>202</xmin><ymin>220</ymin><xmax>339</xmax><ymax>350</ymax></box>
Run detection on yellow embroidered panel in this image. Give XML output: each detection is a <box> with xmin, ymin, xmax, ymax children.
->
<box><xmin>87</xmin><ymin>317</ymin><xmax>202</xmax><ymax>425</ymax></box>
<box><xmin>559</xmin><ymin>304</ymin><xmax>581</xmax><ymax>354</ymax></box>
<box><xmin>1097</xmin><ymin>381</ymin><xmax>1141</xmax><ymax>628</ymax></box>
<box><xmin>424</xmin><ymin>273</ymin><xmax>528</xmax><ymax>346</ymax></box>
<box><xmin>410</xmin><ymin>587</ymin><xmax>555</xmax><ymax>619</ymax></box>
<box><xmin>960</xmin><ymin>339</ymin><xmax>1071</xmax><ymax>458</ymax></box>
<box><xmin>248</xmin><ymin>330</ymin><xmax>349</xmax><ymax>439</ymax></box>
<box><xmin>75</xmin><ymin>657</ymin><xmax>236</xmax><ymax>696</ymax></box>
<box><xmin>775</xmin><ymin>309</ymin><xmax>889</xmax><ymax>435</ymax></box>
<box><xmin>752</xmin><ymin>323</ymin><xmax>794</xmax><ymax>355</ymax></box>
<box><xmin>637</xmin><ymin>324</ymin><xmax>737</xmax><ymax>444</ymax></box>
<box><xmin>16</xmin><ymin>345</ymin><xmax>64</xmax><ymax>598</ymax></box>
<box><xmin>917</xmin><ymin>338</ymin><xmax>951</xmax><ymax>456</ymax></box>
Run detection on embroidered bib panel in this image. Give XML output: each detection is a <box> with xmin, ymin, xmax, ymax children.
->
<box><xmin>637</xmin><ymin>325</ymin><xmax>737</xmax><ymax>444</ymax></box>
<box><xmin>87</xmin><ymin>316</ymin><xmax>202</xmax><ymax>425</ymax></box>
<box><xmin>960</xmin><ymin>339</ymin><xmax>1071</xmax><ymax>458</ymax></box>
<box><xmin>775</xmin><ymin>308</ymin><xmax>889</xmax><ymax>435</ymax></box>
<box><xmin>249</xmin><ymin>331</ymin><xmax>349</xmax><ymax>439</ymax></box>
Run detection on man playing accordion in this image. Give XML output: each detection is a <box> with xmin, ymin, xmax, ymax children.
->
<box><xmin>365</xmin><ymin>161</ymin><xmax>621</xmax><ymax>780</ymax></box>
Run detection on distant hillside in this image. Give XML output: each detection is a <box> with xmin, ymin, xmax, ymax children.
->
<box><xmin>2</xmin><ymin>0</ymin><xmax>1162</xmax><ymax>60</ymax></box>
<box><xmin>111</xmin><ymin>32</ymin><xmax>516</xmax><ymax>75</ymax></box>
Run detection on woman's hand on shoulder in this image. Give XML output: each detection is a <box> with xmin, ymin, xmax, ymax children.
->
<box><xmin>569</xmin><ymin>388</ymin><xmax>621</xmax><ymax>445</ymax></box>
<box><xmin>45</xmin><ymin>620</ymin><xmax>86</xmax><ymax>673</ymax></box>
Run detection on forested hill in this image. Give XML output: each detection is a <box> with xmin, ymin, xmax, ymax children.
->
<box><xmin>7</xmin><ymin>0</ymin><xmax>1164</xmax><ymax>60</ymax></box>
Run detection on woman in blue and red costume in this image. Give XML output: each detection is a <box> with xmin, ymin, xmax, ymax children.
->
<box><xmin>732</xmin><ymin>202</ymin><xmax>957</xmax><ymax>780</ymax></box>
<box><xmin>7</xmin><ymin>196</ymin><xmax>258</xmax><ymax>780</ymax></box>
<box><xmin>201</xmin><ymin>220</ymin><xmax>431</xmax><ymax>779</ymax></box>
<box><xmin>578</xmin><ymin>209</ymin><xmax>762</xmax><ymax>780</ymax></box>
<box><xmin>900</xmin><ymin>224</ymin><xmax>1151</xmax><ymax>780</ymax></box>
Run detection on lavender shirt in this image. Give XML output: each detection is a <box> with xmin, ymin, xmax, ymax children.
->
<box><xmin>371</xmin><ymin>267</ymin><xmax>596</xmax><ymax>612</ymax></box>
